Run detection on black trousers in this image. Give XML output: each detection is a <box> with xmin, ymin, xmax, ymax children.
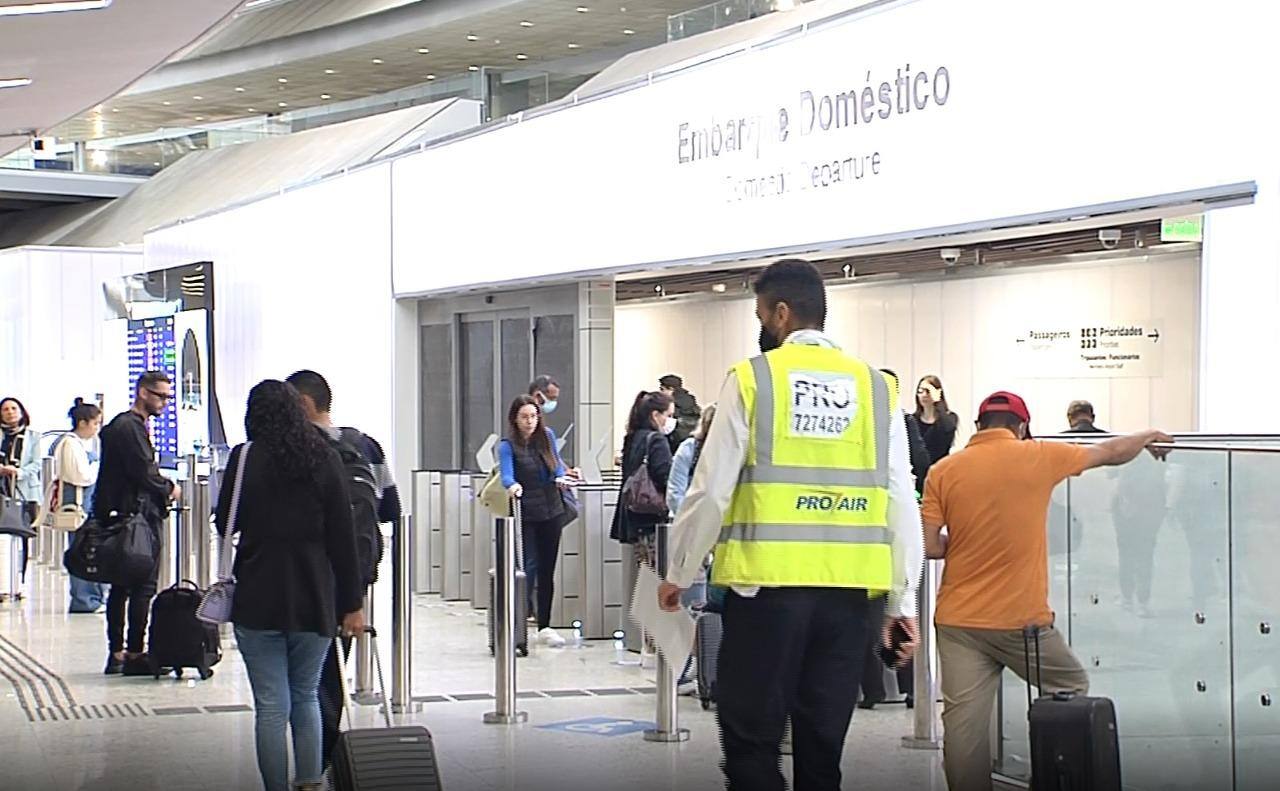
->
<box><xmin>521</xmin><ymin>517</ymin><xmax>563</xmax><ymax>631</ymax></box>
<box><xmin>105</xmin><ymin>574</ymin><xmax>158</xmax><ymax>654</ymax></box>
<box><xmin>718</xmin><ymin>587</ymin><xmax>870</xmax><ymax>791</ymax></box>
<box><xmin>319</xmin><ymin>633</ymin><xmax>354</xmax><ymax>767</ymax></box>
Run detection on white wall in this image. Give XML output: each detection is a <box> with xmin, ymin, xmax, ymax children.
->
<box><xmin>145</xmin><ymin>164</ymin><xmax>395</xmax><ymax>451</ymax></box>
<box><xmin>615</xmin><ymin>252</ymin><xmax>1200</xmax><ymax>441</ymax></box>
<box><xmin>0</xmin><ymin>246</ymin><xmax>146</xmax><ymax>432</ymax></box>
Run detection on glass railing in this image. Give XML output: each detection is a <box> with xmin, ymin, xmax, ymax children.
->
<box><xmin>667</xmin><ymin>0</ymin><xmax>807</xmax><ymax>41</ymax></box>
<box><xmin>994</xmin><ymin>441</ymin><xmax>1280</xmax><ymax>791</ymax></box>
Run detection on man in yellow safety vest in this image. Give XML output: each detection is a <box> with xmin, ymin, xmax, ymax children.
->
<box><xmin>659</xmin><ymin>258</ymin><xmax>924</xmax><ymax>791</ymax></box>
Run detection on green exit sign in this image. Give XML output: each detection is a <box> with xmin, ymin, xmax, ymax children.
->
<box><xmin>1161</xmin><ymin>215</ymin><xmax>1203</xmax><ymax>242</ymax></box>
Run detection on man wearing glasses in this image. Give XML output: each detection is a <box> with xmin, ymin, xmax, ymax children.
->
<box><xmin>95</xmin><ymin>371</ymin><xmax>181</xmax><ymax>676</ymax></box>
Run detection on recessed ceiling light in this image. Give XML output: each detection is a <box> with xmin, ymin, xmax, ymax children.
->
<box><xmin>623</xmin><ymin>28</ymin><xmax>635</xmax><ymax>35</ymax></box>
<box><xmin>111</xmin><ymin>107</ymin><xmax>119</xmax><ymax>112</ymax></box>
<box><xmin>0</xmin><ymin>78</ymin><xmax>33</xmax><ymax>90</ymax></box>
<box><xmin>515</xmin><ymin>53</ymin><xmax>528</xmax><ymax>60</ymax></box>
<box><xmin>194</xmin><ymin>116</ymin><xmax>204</xmax><ymax>121</ymax></box>
<box><xmin>425</xmin><ymin>74</ymin><xmax>436</xmax><ymax>80</ymax></box>
<box><xmin>193</xmin><ymin>95</ymin><xmax>203</xmax><ymax>100</ymax></box>
<box><xmin>519</xmin><ymin>20</ymin><xmax>533</xmax><ymax>27</ymax></box>
<box><xmin>277</xmin><ymin>77</ymin><xmax>288</xmax><ymax>83</ymax></box>
<box><xmin>372</xmin><ymin>58</ymin><xmax>384</xmax><ymax>64</ymax></box>
<box><xmin>468</xmin><ymin>65</ymin><xmax>479</xmax><ymax>72</ymax></box>
<box><xmin>466</xmin><ymin>33</ymin><xmax>478</xmax><ymax>41</ymax></box>
<box><xmin>247</xmin><ymin>108</ymin><xmax>256</xmax><ymax>112</ymax></box>
<box><xmin>568</xmin><ymin>42</ymin><xmax>580</xmax><ymax>49</ymax></box>
<box><xmin>162</xmin><ymin>101</ymin><xmax>171</xmax><ymax>106</ymax></box>
<box><xmin>278</xmin><ymin>101</ymin><xmax>288</xmax><ymax>107</ymax></box>
<box><xmin>90</xmin><ymin>149</ymin><xmax>107</xmax><ymax>166</ymax></box>
<box><xmin>417</xmin><ymin>47</ymin><xmax>430</xmax><ymax>54</ymax></box>
<box><xmin>324</xmin><ymin>69</ymin><xmax>336</xmax><ymax>75</ymax></box>
<box><xmin>493</xmin><ymin>38</ymin><xmax>501</xmax><ymax>44</ymax></box>
<box><xmin>153</xmin><ymin>162</ymin><xmax>160</xmax><ymax>167</ymax></box>
<box><xmin>320</xmin><ymin>94</ymin><xmax>331</xmax><ymax>100</ymax></box>
<box><xmin>577</xmin><ymin>6</ymin><xmax>589</xmax><ymax>12</ymax></box>
<box><xmin>620</xmin><ymin>6</ymin><xmax>627</xmax><ymax>11</ymax></box>
<box><xmin>234</xmin><ymin>86</ymin><xmax>246</xmax><ymax>92</ymax></box>
<box><xmin>0</xmin><ymin>1</ymin><xmax>112</xmax><ymax>17</ymax></box>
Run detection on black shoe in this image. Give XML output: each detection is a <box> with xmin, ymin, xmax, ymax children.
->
<box><xmin>104</xmin><ymin>654</ymin><xmax>124</xmax><ymax>675</ymax></box>
<box><xmin>905</xmin><ymin>695</ymin><xmax>915</xmax><ymax>709</ymax></box>
<box><xmin>857</xmin><ymin>697</ymin><xmax>883</xmax><ymax>710</ymax></box>
<box><xmin>122</xmin><ymin>654</ymin><xmax>153</xmax><ymax>676</ymax></box>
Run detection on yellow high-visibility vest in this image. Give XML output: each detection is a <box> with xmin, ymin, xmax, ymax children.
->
<box><xmin>712</xmin><ymin>342</ymin><xmax>896</xmax><ymax>590</ymax></box>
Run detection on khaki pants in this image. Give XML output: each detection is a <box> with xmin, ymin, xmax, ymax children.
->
<box><xmin>937</xmin><ymin>624</ymin><xmax>1089</xmax><ymax>791</ymax></box>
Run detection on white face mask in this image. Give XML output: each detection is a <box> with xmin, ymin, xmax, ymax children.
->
<box><xmin>661</xmin><ymin>415</ymin><xmax>677</xmax><ymax>436</ymax></box>
<box><xmin>542</xmin><ymin>399</ymin><xmax>558</xmax><ymax>414</ymax></box>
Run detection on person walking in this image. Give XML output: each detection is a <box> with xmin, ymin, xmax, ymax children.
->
<box><xmin>54</xmin><ymin>399</ymin><xmax>108</xmax><ymax>613</ymax></box>
<box><xmin>215</xmin><ymin>380</ymin><xmax>364</xmax><ymax>791</ymax></box>
<box><xmin>285</xmin><ymin>369</ymin><xmax>401</xmax><ymax>771</ymax></box>
<box><xmin>921</xmin><ymin>391</ymin><xmax>1171</xmax><ymax>791</ymax></box>
<box><xmin>915</xmin><ymin>375</ymin><xmax>958</xmax><ymax>465</ymax></box>
<box><xmin>95</xmin><ymin>373</ymin><xmax>180</xmax><ymax>674</ymax></box>
<box><xmin>658</xmin><ymin>259</ymin><xmax>924</xmax><ymax>791</ymax></box>
<box><xmin>0</xmin><ymin>397</ymin><xmax>41</xmax><ymax>602</ymax></box>
<box><xmin>498</xmin><ymin>394</ymin><xmax>573</xmax><ymax>647</ymax></box>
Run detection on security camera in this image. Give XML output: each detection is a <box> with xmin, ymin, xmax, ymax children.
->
<box><xmin>940</xmin><ymin>248</ymin><xmax>962</xmax><ymax>266</ymax></box>
<box><xmin>1098</xmin><ymin>229</ymin><xmax>1122</xmax><ymax>250</ymax></box>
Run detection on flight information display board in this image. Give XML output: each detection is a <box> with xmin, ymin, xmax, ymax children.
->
<box><xmin>126</xmin><ymin>316</ymin><xmax>179</xmax><ymax>465</ymax></box>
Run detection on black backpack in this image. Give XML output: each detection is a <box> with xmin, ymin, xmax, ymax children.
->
<box><xmin>331</xmin><ymin>428</ymin><xmax>383</xmax><ymax>586</ymax></box>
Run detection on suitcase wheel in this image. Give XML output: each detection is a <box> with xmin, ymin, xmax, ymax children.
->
<box><xmin>701</xmin><ymin>700</ymin><xmax>711</xmax><ymax>711</ymax></box>
<box><xmin>172</xmin><ymin>668</ymin><xmax>183</xmax><ymax>679</ymax></box>
<box><xmin>517</xmin><ymin>646</ymin><xmax>528</xmax><ymax>658</ymax></box>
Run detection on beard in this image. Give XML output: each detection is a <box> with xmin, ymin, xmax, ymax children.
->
<box><xmin>758</xmin><ymin>324</ymin><xmax>781</xmax><ymax>353</ymax></box>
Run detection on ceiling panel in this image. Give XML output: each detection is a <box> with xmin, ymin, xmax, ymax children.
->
<box><xmin>48</xmin><ymin>0</ymin><xmax>703</xmax><ymax>141</ymax></box>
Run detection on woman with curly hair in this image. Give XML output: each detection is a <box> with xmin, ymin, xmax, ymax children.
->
<box><xmin>215</xmin><ymin>380</ymin><xmax>364</xmax><ymax>791</ymax></box>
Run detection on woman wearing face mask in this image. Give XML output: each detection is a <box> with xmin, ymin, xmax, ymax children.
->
<box><xmin>54</xmin><ymin>399</ymin><xmax>107</xmax><ymax>613</ymax></box>
<box><xmin>610</xmin><ymin>390</ymin><xmax>676</xmax><ymax>550</ymax></box>
<box><xmin>499</xmin><ymin>394</ymin><xmax>573</xmax><ymax>648</ymax></box>
<box><xmin>914</xmin><ymin>375</ymin><xmax>958</xmax><ymax>466</ymax></box>
<box><xmin>1</xmin><ymin>397</ymin><xmax>41</xmax><ymax>602</ymax></box>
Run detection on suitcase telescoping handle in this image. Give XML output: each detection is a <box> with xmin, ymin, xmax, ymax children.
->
<box><xmin>335</xmin><ymin>626</ymin><xmax>393</xmax><ymax>730</ymax></box>
<box><xmin>1022</xmin><ymin>625</ymin><xmax>1042</xmax><ymax>715</ymax></box>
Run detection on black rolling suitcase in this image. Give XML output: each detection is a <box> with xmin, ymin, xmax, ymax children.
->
<box><xmin>147</xmin><ymin>580</ymin><xmax>221</xmax><ymax>680</ymax></box>
<box><xmin>487</xmin><ymin>499</ymin><xmax>528</xmax><ymax>657</ymax></box>
<box><xmin>332</xmin><ymin>627</ymin><xmax>443</xmax><ymax>791</ymax></box>
<box><xmin>694</xmin><ymin>609</ymin><xmax>721</xmax><ymax>710</ymax></box>
<box><xmin>1024</xmin><ymin>626</ymin><xmax>1122</xmax><ymax>791</ymax></box>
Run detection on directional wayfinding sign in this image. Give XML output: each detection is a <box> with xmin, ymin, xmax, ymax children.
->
<box><xmin>538</xmin><ymin>716</ymin><xmax>656</xmax><ymax>737</ymax></box>
<box><xmin>1013</xmin><ymin>320</ymin><xmax>1164</xmax><ymax>379</ymax></box>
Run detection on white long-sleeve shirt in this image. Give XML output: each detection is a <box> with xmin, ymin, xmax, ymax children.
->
<box><xmin>666</xmin><ymin>330</ymin><xmax>925</xmax><ymax>617</ymax></box>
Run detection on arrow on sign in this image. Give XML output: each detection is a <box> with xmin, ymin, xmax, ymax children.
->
<box><xmin>1147</xmin><ymin>329</ymin><xmax>1161</xmax><ymax>343</ymax></box>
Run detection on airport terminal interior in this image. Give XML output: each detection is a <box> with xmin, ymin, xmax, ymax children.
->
<box><xmin>0</xmin><ymin>1</ymin><xmax>1277</xmax><ymax>790</ymax></box>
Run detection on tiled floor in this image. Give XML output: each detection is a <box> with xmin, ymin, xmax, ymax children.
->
<box><xmin>0</xmin><ymin>563</ymin><xmax>948</xmax><ymax>791</ymax></box>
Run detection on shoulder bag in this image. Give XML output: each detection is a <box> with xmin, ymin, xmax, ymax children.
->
<box><xmin>620</xmin><ymin>434</ymin><xmax>667</xmax><ymax>516</ymax></box>
<box><xmin>0</xmin><ymin>435</ymin><xmax>36</xmax><ymax>538</ymax></box>
<box><xmin>478</xmin><ymin>440</ymin><xmax>513</xmax><ymax>517</ymax></box>
<box><xmin>196</xmin><ymin>442</ymin><xmax>251</xmax><ymax>624</ymax></box>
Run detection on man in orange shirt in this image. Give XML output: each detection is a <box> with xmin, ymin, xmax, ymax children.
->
<box><xmin>921</xmin><ymin>391</ymin><xmax>1170</xmax><ymax>791</ymax></box>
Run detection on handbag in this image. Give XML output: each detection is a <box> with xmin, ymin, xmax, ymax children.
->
<box><xmin>63</xmin><ymin>507</ymin><xmax>157</xmax><ymax>584</ymax></box>
<box><xmin>553</xmin><ymin>485</ymin><xmax>580</xmax><ymax>530</ymax></box>
<box><xmin>478</xmin><ymin>464</ymin><xmax>511</xmax><ymax>517</ymax></box>
<box><xmin>621</xmin><ymin>444</ymin><xmax>667</xmax><ymax>516</ymax></box>
<box><xmin>44</xmin><ymin>481</ymin><xmax>86</xmax><ymax>532</ymax></box>
<box><xmin>197</xmin><ymin>442</ymin><xmax>251</xmax><ymax>624</ymax></box>
<box><xmin>0</xmin><ymin>437</ymin><xmax>36</xmax><ymax>539</ymax></box>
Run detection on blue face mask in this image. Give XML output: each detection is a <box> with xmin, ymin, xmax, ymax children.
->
<box><xmin>542</xmin><ymin>399</ymin><xmax>558</xmax><ymax>415</ymax></box>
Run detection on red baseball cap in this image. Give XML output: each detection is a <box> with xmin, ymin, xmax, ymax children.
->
<box><xmin>978</xmin><ymin>391</ymin><xmax>1033</xmax><ymax>437</ymax></box>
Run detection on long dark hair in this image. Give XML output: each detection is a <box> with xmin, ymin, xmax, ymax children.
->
<box><xmin>626</xmin><ymin>390</ymin><xmax>673</xmax><ymax>435</ymax></box>
<box><xmin>507</xmin><ymin>395</ymin><xmax>557</xmax><ymax>473</ymax></box>
<box><xmin>913</xmin><ymin>375</ymin><xmax>953</xmax><ymax>422</ymax></box>
<box><xmin>0</xmin><ymin>397</ymin><xmax>30</xmax><ymax>431</ymax></box>
<box><xmin>68</xmin><ymin>398</ymin><xmax>101</xmax><ymax>429</ymax></box>
<box><xmin>244</xmin><ymin>380</ymin><xmax>331</xmax><ymax>483</ymax></box>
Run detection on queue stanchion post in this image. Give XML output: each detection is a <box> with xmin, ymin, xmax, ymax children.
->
<box><xmin>902</xmin><ymin>558</ymin><xmax>942</xmax><ymax>749</ymax></box>
<box><xmin>193</xmin><ymin>472</ymin><xmax>212</xmax><ymax>588</ymax></box>
<box><xmin>644</xmin><ymin>520</ymin><xmax>690</xmax><ymax>743</ymax></box>
<box><xmin>391</xmin><ymin>513</ymin><xmax>420</xmax><ymax>714</ymax></box>
<box><xmin>39</xmin><ymin>456</ymin><xmax>56</xmax><ymax>565</ymax></box>
<box><xmin>484</xmin><ymin>497</ymin><xmax>527</xmax><ymax>725</ymax></box>
<box><xmin>353</xmin><ymin>593</ymin><xmax>381</xmax><ymax>705</ymax></box>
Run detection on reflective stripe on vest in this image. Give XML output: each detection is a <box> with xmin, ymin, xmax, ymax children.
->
<box><xmin>712</xmin><ymin>345</ymin><xmax>896</xmax><ymax>590</ymax></box>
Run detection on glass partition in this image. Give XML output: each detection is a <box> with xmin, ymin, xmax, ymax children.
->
<box><xmin>995</xmin><ymin>445</ymin><xmax>1279</xmax><ymax>790</ymax></box>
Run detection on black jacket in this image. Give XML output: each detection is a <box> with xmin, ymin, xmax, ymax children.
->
<box><xmin>918</xmin><ymin>411</ymin><xmax>959</xmax><ymax>466</ymax></box>
<box><xmin>93</xmin><ymin>411</ymin><xmax>173</xmax><ymax>521</ymax></box>
<box><xmin>610</xmin><ymin>428</ymin><xmax>672</xmax><ymax>544</ymax></box>
<box><xmin>668</xmin><ymin>388</ymin><xmax>702</xmax><ymax>453</ymax></box>
<box><xmin>215</xmin><ymin>443</ymin><xmax>363</xmax><ymax>637</ymax></box>
<box><xmin>904</xmin><ymin>413</ymin><xmax>932</xmax><ymax>495</ymax></box>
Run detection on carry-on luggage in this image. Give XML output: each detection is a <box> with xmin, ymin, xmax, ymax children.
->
<box><xmin>695</xmin><ymin>609</ymin><xmax>722</xmax><ymax>710</ymax></box>
<box><xmin>487</xmin><ymin>499</ymin><xmax>528</xmax><ymax>657</ymax></box>
<box><xmin>331</xmin><ymin>627</ymin><xmax>443</xmax><ymax>791</ymax></box>
<box><xmin>1024</xmin><ymin>626</ymin><xmax>1122</xmax><ymax>791</ymax></box>
<box><xmin>148</xmin><ymin>580</ymin><xmax>221</xmax><ymax>680</ymax></box>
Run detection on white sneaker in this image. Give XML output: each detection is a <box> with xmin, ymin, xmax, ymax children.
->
<box><xmin>538</xmin><ymin>627</ymin><xmax>567</xmax><ymax>647</ymax></box>
<box><xmin>640</xmin><ymin>649</ymin><xmax>657</xmax><ymax>670</ymax></box>
<box><xmin>678</xmin><ymin>681</ymin><xmax>698</xmax><ymax>696</ymax></box>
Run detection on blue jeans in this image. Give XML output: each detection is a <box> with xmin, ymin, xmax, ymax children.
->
<box><xmin>69</xmin><ymin>575</ymin><xmax>108</xmax><ymax>612</ymax></box>
<box><xmin>235</xmin><ymin>626</ymin><xmax>332</xmax><ymax>791</ymax></box>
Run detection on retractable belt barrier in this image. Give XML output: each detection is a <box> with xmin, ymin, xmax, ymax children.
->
<box><xmin>902</xmin><ymin>559</ymin><xmax>942</xmax><ymax>750</ymax></box>
<box><xmin>644</xmin><ymin>520</ymin><xmax>690</xmax><ymax>743</ymax></box>
<box><xmin>484</xmin><ymin>498</ymin><xmax>527</xmax><ymax>725</ymax></box>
